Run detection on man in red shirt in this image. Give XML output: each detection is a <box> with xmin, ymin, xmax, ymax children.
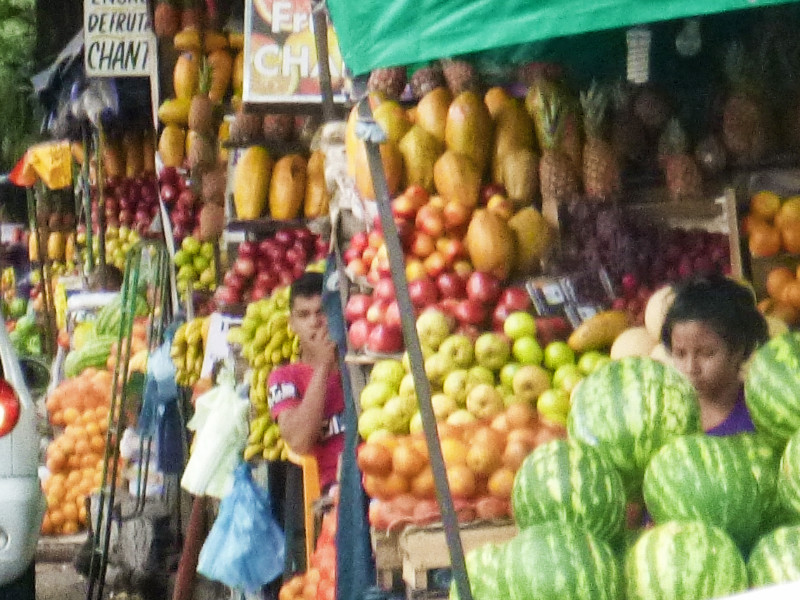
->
<box><xmin>268</xmin><ymin>272</ymin><xmax>345</xmax><ymax>491</ymax></box>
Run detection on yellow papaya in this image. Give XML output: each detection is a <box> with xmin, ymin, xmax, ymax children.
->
<box><xmin>269</xmin><ymin>154</ymin><xmax>306</xmax><ymax>220</ymax></box>
<box><xmin>233</xmin><ymin>146</ymin><xmax>273</xmax><ymax>220</ymax></box>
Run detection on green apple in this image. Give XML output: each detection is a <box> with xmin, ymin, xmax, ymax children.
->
<box><xmin>466</xmin><ymin>365</ymin><xmax>495</xmax><ymax>393</ymax></box>
<box><xmin>401</xmin><ymin>344</ymin><xmax>435</xmax><ymax>372</ymax></box>
<box><xmin>409</xmin><ymin>412</ymin><xmax>423</xmax><ymax>434</ymax></box>
<box><xmin>399</xmin><ymin>373</ymin><xmax>417</xmax><ymax>400</ymax></box>
<box><xmin>559</xmin><ymin>371</ymin><xmax>584</xmax><ymax>395</ymax></box>
<box><xmin>431</xmin><ymin>393</ymin><xmax>458</xmax><ymax>421</ymax></box>
<box><xmin>382</xmin><ymin>395</ymin><xmax>416</xmax><ymax>434</ymax></box>
<box><xmin>199</xmin><ymin>268</ymin><xmax>217</xmax><ymax>287</ymax></box>
<box><xmin>447</xmin><ymin>409</ymin><xmax>477</xmax><ymax>427</ymax></box>
<box><xmin>416</xmin><ymin>309</ymin><xmax>452</xmax><ymax>351</ymax></box>
<box><xmin>512</xmin><ymin>364</ymin><xmax>551</xmax><ymax>405</ymax></box>
<box><xmin>512</xmin><ymin>336</ymin><xmax>543</xmax><ymax>365</ymax></box>
<box><xmin>537</xmin><ymin>388</ymin><xmax>571</xmax><ymax>426</ymax></box>
<box><xmin>474</xmin><ymin>332</ymin><xmax>511</xmax><ymax>372</ymax></box>
<box><xmin>425</xmin><ymin>352</ymin><xmax>455</xmax><ymax>387</ymax></box>
<box><xmin>438</xmin><ymin>334</ymin><xmax>475</xmax><ymax>369</ymax></box>
<box><xmin>359</xmin><ymin>380</ymin><xmax>396</xmax><ymax>410</ymax></box>
<box><xmin>577</xmin><ymin>351</ymin><xmax>610</xmax><ymax>375</ymax></box>
<box><xmin>503</xmin><ymin>311</ymin><xmax>536</xmax><ymax>340</ymax></box>
<box><xmin>177</xmin><ymin>264</ymin><xmax>197</xmax><ymax>281</ymax></box>
<box><xmin>193</xmin><ymin>255</ymin><xmax>210</xmax><ymax>273</ymax></box>
<box><xmin>358</xmin><ymin>407</ymin><xmax>386</xmax><ymax>439</ymax></box>
<box><xmin>182</xmin><ymin>236</ymin><xmax>201</xmax><ymax>254</ymax></box>
<box><xmin>466</xmin><ymin>383</ymin><xmax>505</xmax><ymax>420</ymax></box>
<box><xmin>499</xmin><ymin>362</ymin><xmax>522</xmax><ymax>388</ymax></box>
<box><xmin>544</xmin><ymin>341</ymin><xmax>576</xmax><ymax>371</ymax></box>
<box><xmin>553</xmin><ymin>363</ymin><xmax>583</xmax><ymax>389</ymax></box>
<box><xmin>442</xmin><ymin>369</ymin><xmax>470</xmax><ymax>407</ymax></box>
<box><xmin>370</xmin><ymin>359</ymin><xmax>406</xmax><ymax>390</ymax></box>
<box><xmin>200</xmin><ymin>241</ymin><xmax>216</xmax><ymax>259</ymax></box>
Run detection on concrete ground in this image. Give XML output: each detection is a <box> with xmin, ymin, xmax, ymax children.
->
<box><xmin>36</xmin><ymin>562</ymin><xmax>86</xmax><ymax>600</ymax></box>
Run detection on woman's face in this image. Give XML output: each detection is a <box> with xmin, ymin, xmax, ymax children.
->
<box><xmin>670</xmin><ymin>320</ymin><xmax>743</xmax><ymax>399</ymax></box>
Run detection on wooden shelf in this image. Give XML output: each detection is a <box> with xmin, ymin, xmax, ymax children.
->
<box><xmin>225</xmin><ymin>217</ymin><xmax>310</xmax><ymax>235</ymax></box>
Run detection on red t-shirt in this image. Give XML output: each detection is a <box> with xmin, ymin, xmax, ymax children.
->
<box><xmin>268</xmin><ymin>363</ymin><xmax>345</xmax><ymax>490</ymax></box>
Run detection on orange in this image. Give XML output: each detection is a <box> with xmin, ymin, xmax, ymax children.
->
<box><xmin>90</xmin><ymin>434</ymin><xmax>106</xmax><ymax>453</ymax></box>
<box><xmin>776</xmin><ymin>197</ymin><xmax>800</xmax><ymax>229</ymax></box>
<box><xmin>782</xmin><ymin>280</ymin><xmax>800</xmax><ymax>310</ymax></box>
<box><xmin>62</xmin><ymin>520</ymin><xmax>79</xmax><ymax>535</ymax></box>
<box><xmin>749</xmin><ymin>222</ymin><xmax>782</xmax><ymax>258</ymax></box>
<box><xmin>782</xmin><ymin>222</ymin><xmax>800</xmax><ymax>254</ymax></box>
<box><xmin>58</xmin><ymin>436</ymin><xmax>76</xmax><ymax>455</ymax></box>
<box><xmin>750</xmin><ymin>191</ymin><xmax>782</xmax><ymax>221</ymax></box>
<box><xmin>439</xmin><ymin>437</ymin><xmax>468</xmax><ymax>467</ymax></box>
<box><xmin>62</xmin><ymin>503</ymin><xmax>79</xmax><ymax>522</ymax></box>
<box><xmin>74</xmin><ymin>439</ymin><xmax>90</xmax><ymax>456</ymax></box>
<box><xmin>766</xmin><ymin>266</ymin><xmax>796</xmax><ymax>300</ymax></box>
<box><xmin>49</xmin><ymin>509</ymin><xmax>65</xmax><ymax>528</ymax></box>
<box><xmin>62</xmin><ymin>407</ymin><xmax>80</xmax><ymax>425</ymax></box>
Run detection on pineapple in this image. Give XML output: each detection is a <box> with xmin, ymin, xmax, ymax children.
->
<box><xmin>721</xmin><ymin>42</ymin><xmax>770</xmax><ymax>166</ymax></box>
<box><xmin>660</xmin><ymin>119</ymin><xmax>703</xmax><ymax>202</ymax></box>
<box><xmin>538</xmin><ymin>92</ymin><xmax>580</xmax><ymax>216</ymax></box>
<box><xmin>188</xmin><ymin>59</ymin><xmax>214</xmax><ymax>136</ymax></box>
<box><xmin>441</xmin><ymin>58</ymin><xmax>479</xmax><ymax>96</ymax></box>
<box><xmin>367</xmin><ymin>67</ymin><xmax>408</xmax><ymax>100</ymax></box>
<box><xmin>580</xmin><ymin>81</ymin><xmax>620</xmax><ymax>201</ymax></box>
<box><xmin>410</xmin><ymin>63</ymin><xmax>446</xmax><ymax>99</ymax></box>
<box><xmin>632</xmin><ymin>83</ymin><xmax>672</xmax><ymax>136</ymax></box>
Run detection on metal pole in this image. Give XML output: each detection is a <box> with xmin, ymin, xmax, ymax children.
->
<box><xmin>312</xmin><ymin>0</ymin><xmax>337</xmax><ymax>122</ymax></box>
<box><xmin>356</xmin><ymin>100</ymin><xmax>473</xmax><ymax>600</ymax></box>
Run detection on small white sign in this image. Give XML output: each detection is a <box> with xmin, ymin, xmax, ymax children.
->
<box><xmin>200</xmin><ymin>313</ymin><xmax>243</xmax><ymax>378</ymax></box>
<box><xmin>84</xmin><ymin>0</ymin><xmax>155</xmax><ymax>77</ymax></box>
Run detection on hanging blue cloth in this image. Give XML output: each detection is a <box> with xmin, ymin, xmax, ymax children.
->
<box><xmin>322</xmin><ymin>255</ymin><xmax>376</xmax><ymax>600</ymax></box>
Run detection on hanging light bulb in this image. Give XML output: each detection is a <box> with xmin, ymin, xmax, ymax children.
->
<box><xmin>626</xmin><ymin>26</ymin><xmax>652</xmax><ymax>84</ymax></box>
<box><xmin>676</xmin><ymin>18</ymin><xmax>702</xmax><ymax>57</ymax></box>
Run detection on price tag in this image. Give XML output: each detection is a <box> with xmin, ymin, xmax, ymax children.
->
<box><xmin>542</xmin><ymin>284</ymin><xmax>565</xmax><ymax>305</ymax></box>
<box><xmin>200</xmin><ymin>313</ymin><xmax>243</xmax><ymax>378</ymax></box>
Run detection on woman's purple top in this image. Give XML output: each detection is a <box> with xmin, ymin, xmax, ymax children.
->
<box><xmin>705</xmin><ymin>389</ymin><xmax>755</xmax><ymax>436</ymax></box>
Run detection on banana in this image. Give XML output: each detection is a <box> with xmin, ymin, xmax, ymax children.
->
<box><xmin>244</xmin><ymin>444</ymin><xmax>263</xmax><ymax>461</ymax></box>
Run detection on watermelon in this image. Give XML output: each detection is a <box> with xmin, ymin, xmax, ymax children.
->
<box><xmin>730</xmin><ymin>432</ymin><xmax>786</xmax><ymax>531</ymax></box>
<box><xmin>643</xmin><ymin>433</ymin><xmax>761</xmax><ymax>549</ymax></box>
<box><xmin>567</xmin><ymin>357</ymin><xmax>701</xmax><ymax>496</ymax></box>
<box><xmin>778</xmin><ymin>428</ymin><xmax>800</xmax><ymax>517</ymax></box>
<box><xmin>502</xmin><ymin>521</ymin><xmax>622</xmax><ymax>600</ymax></box>
<box><xmin>748</xmin><ymin>525</ymin><xmax>800</xmax><ymax>587</ymax></box>
<box><xmin>511</xmin><ymin>438</ymin><xmax>626</xmax><ymax>543</ymax></box>
<box><xmin>625</xmin><ymin>520</ymin><xmax>748</xmax><ymax>600</ymax></box>
<box><xmin>449</xmin><ymin>542</ymin><xmax>507</xmax><ymax>600</ymax></box>
<box><xmin>745</xmin><ymin>332</ymin><xmax>800</xmax><ymax>446</ymax></box>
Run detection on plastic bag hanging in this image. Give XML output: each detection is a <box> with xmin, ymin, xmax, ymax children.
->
<box><xmin>137</xmin><ymin>339</ymin><xmax>179</xmax><ymax>438</ymax></box>
<box><xmin>197</xmin><ymin>463</ymin><xmax>285</xmax><ymax>594</ymax></box>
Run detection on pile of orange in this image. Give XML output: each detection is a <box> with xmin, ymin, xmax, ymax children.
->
<box><xmin>744</xmin><ymin>191</ymin><xmax>800</xmax><ymax>258</ymax></box>
<box><xmin>357</xmin><ymin>403</ymin><xmax>566</xmax><ymax>531</ymax></box>
<box><xmin>106</xmin><ymin>319</ymin><xmax>149</xmax><ymax>372</ymax></box>
<box><xmin>278</xmin><ymin>502</ymin><xmax>337</xmax><ymax>600</ymax></box>
<box><xmin>41</xmin><ymin>368</ymin><xmax>113</xmax><ymax>536</ymax></box>
<box><xmin>761</xmin><ymin>265</ymin><xmax>800</xmax><ymax>326</ymax></box>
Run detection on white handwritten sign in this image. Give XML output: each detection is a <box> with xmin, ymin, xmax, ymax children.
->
<box><xmin>200</xmin><ymin>313</ymin><xmax>244</xmax><ymax>378</ymax></box>
<box><xmin>84</xmin><ymin>0</ymin><xmax>155</xmax><ymax>77</ymax></box>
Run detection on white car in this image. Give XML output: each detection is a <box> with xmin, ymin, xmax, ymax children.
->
<box><xmin>0</xmin><ymin>316</ymin><xmax>46</xmax><ymax>600</ymax></box>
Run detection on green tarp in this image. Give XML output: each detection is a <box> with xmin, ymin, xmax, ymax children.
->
<box><xmin>326</xmin><ymin>0</ymin><xmax>799</xmax><ymax>75</ymax></box>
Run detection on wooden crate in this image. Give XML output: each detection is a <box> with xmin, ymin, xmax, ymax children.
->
<box><xmin>398</xmin><ymin>520</ymin><xmax>517</xmax><ymax>595</ymax></box>
<box><xmin>371</xmin><ymin>528</ymin><xmax>402</xmax><ymax>590</ymax></box>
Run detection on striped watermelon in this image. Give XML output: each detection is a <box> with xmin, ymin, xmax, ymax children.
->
<box><xmin>503</xmin><ymin>521</ymin><xmax>622</xmax><ymax>600</ymax></box>
<box><xmin>643</xmin><ymin>433</ymin><xmax>760</xmax><ymax>549</ymax></box>
<box><xmin>778</xmin><ymin>428</ymin><xmax>800</xmax><ymax>517</ymax></box>
<box><xmin>730</xmin><ymin>432</ymin><xmax>786</xmax><ymax>531</ymax></box>
<box><xmin>449</xmin><ymin>542</ymin><xmax>507</xmax><ymax>600</ymax></box>
<box><xmin>745</xmin><ymin>332</ymin><xmax>800</xmax><ymax>446</ymax></box>
<box><xmin>511</xmin><ymin>438</ymin><xmax>625</xmax><ymax>543</ymax></box>
<box><xmin>567</xmin><ymin>357</ymin><xmax>701</xmax><ymax>496</ymax></box>
<box><xmin>625</xmin><ymin>520</ymin><xmax>748</xmax><ymax>600</ymax></box>
<box><xmin>748</xmin><ymin>525</ymin><xmax>800</xmax><ymax>587</ymax></box>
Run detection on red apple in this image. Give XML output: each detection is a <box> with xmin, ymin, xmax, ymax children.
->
<box><xmin>361</xmin><ymin>246</ymin><xmax>378</xmax><ymax>267</ymax></box>
<box><xmin>274</xmin><ymin>229</ymin><xmax>296</xmax><ymax>247</ymax></box>
<box><xmin>442</xmin><ymin>200</ymin><xmax>472</xmax><ymax>232</ymax></box>
<box><xmin>223</xmin><ymin>270</ymin><xmax>245</xmax><ymax>292</ymax></box>
<box><xmin>348</xmin><ymin>318</ymin><xmax>371</xmax><ymax>350</ymax></box>
<box><xmin>405</xmin><ymin>184</ymin><xmax>429</xmax><ymax>207</ymax></box>
<box><xmin>214</xmin><ymin>285</ymin><xmax>239</xmax><ymax>307</ymax></box>
<box><xmin>347</xmin><ymin>258</ymin><xmax>367</xmax><ymax>277</ymax></box>
<box><xmin>350</xmin><ymin>231</ymin><xmax>369</xmax><ymax>254</ymax></box>
<box><xmin>408</xmin><ymin>277</ymin><xmax>439</xmax><ymax>309</ymax></box>
<box><xmin>343</xmin><ymin>247</ymin><xmax>361</xmax><ymax>264</ymax></box>
<box><xmin>491</xmin><ymin>302</ymin><xmax>514</xmax><ymax>332</ymax></box>
<box><xmin>374</xmin><ymin>277</ymin><xmax>396</xmax><ymax>302</ymax></box>
<box><xmin>233</xmin><ymin>257</ymin><xmax>256</xmax><ymax>279</ymax></box>
<box><xmin>410</xmin><ymin>231</ymin><xmax>436</xmax><ymax>259</ymax></box>
<box><xmin>249</xmin><ymin>285</ymin><xmax>270</xmax><ymax>302</ymax></box>
<box><xmin>367</xmin><ymin>323</ymin><xmax>404</xmax><ymax>354</ymax></box>
<box><xmin>454</xmin><ymin>298</ymin><xmax>489</xmax><ymax>326</ymax></box>
<box><xmin>436</xmin><ymin>271</ymin><xmax>466</xmax><ymax>299</ymax></box>
<box><xmin>455</xmin><ymin>323</ymin><xmax>481</xmax><ymax>343</ymax></box>
<box><xmin>366</xmin><ymin>299</ymin><xmax>390</xmax><ymax>324</ymax></box>
<box><xmin>344</xmin><ymin>294</ymin><xmax>372</xmax><ymax>322</ymax></box>
<box><xmin>255</xmin><ymin>270</ymin><xmax>278</xmax><ymax>290</ymax></box>
<box><xmin>424</xmin><ymin>251</ymin><xmax>447</xmax><ymax>279</ymax></box>
<box><xmin>415</xmin><ymin>204</ymin><xmax>445</xmax><ymax>239</ymax></box>
<box><xmin>368</xmin><ymin>230</ymin><xmax>384</xmax><ymax>249</ymax></box>
<box><xmin>498</xmin><ymin>286</ymin><xmax>532</xmax><ymax>312</ymax></box>
<box><xmin>391</xmin><ymin>195</ymin><xmax>421</xmax><ymax>220</ymax></box>
<box><xmin>385</xmin><ymin>300</ymin><xmax>402</xmax><ymax>328</ymax></box>
<box><xmin>437</xmin><ymin>298</ymin><xmax>460</xmax><ymax>320</ymax></box>
<box><xmin>466</xmin><ymin>271</ymin><xmax>502</xmax><ymax>305</ymax></box>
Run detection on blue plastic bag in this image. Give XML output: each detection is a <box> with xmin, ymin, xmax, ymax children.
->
<box><xmin>197</xmin><ymin>463</ymin><xmax>285</xmax><ymax>594</ymax></box>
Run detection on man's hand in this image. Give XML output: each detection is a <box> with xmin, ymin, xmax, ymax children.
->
<box><xmin>308</xmin><ymin>326</ymin><xmax>337</xmax><ymax>370</ymax></box>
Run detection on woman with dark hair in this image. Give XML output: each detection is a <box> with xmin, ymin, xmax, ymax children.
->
<box><xmin>661</xmin><ymin>274</ymin><xmax>769</xmax><ymax>435</ymax></box>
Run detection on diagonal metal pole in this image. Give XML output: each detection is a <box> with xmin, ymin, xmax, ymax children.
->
<box><xmin>356</xmin><ymin>99</ymin><xmax>473</xmax><ymax>600</ymax></box>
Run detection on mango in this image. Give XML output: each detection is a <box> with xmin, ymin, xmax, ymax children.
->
<box><xmin>568</xmin><ymin>310</ymin><xmax>630</xmax><ymax>354</ymax></box>
<box><xmin>269</xmin><ymin>154</ymin><xmax>306</xmax><ymax>220</ymax></box>
<box><xmin>507</xmin><ymin>207</ymin><xmax>551</xmax><ymax>276</ymax></box>
<box><xmin>158</xmin><ymin>125</ymin><xmax>186</xmax><ymax>168</ymax></box>
<box><xmin>499</xmin><ymin>148</ymin><xmax>539</xmax><ymax>208</ymax></box>
<box><xmin>491</xmin><ymin>99</ymin><xmax>536</xmax><ymax>181</ymax></box>
<box><xmin>433</xmin><ymin>150</ymin><xmax>480</xmax><ymax>208</ymax></box>
<box><xmin>372</xmin><ymin>101</ymin><xmax>412</xmax><ymax>144</ymax></box>
<box><xmin>234</xmin><ymin>146</ymin><xmax>273</xmax><ymax>220</ymax></box>
<box><xmin>353</xmin><ymin>140</ymin><xmax>404</xmax><ymax>201</ymax></box>
<box><xmin>465</xmin><ymin>209</ymin><xmax>516</xmax><ymax>280</ymax></box>
<box><xmin>304</xmin><ymin>151</ymin><xmax>329</xmax><ymax>218</ymax></box>
<box><xmin>416</xmin><ymin>87</ymin><xmax>452</xmax><ymax>143</ymax></box>
<box><xmin>445</xmin><ymin>91</ymin><xmax>493</xmax><ymax>175</ymax></box>
<box><xmin>398</xmin><ymin>125</ymin><xmax>444</xmax><ymax>192</ymax></box>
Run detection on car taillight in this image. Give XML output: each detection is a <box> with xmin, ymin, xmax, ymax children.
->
<box><xmin>0</xmin><ymin>379</ymin><xmax>20</xmax><ymax>437</ymax></box>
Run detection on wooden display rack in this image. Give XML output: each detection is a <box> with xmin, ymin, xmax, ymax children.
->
<box><xmin>372</xmin><ymin>520</ymin><xmax>518</xmax><ymax>599</ymax></box>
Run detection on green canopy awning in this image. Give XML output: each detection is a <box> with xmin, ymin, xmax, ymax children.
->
<box><xmin>327</xmin><ymin>0</ymin><xmax>799</xmax><ymax>75</ymax></box>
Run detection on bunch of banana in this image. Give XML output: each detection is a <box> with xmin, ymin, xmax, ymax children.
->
<box><xmin>170</xmin><ymin>317</ymin><xmax>207</xmax><ymax>386</ymax></box>
<box><xmin>242</xmin><ymin>413</ymin><xmax>290</xmax><ymax>462</ymax></box>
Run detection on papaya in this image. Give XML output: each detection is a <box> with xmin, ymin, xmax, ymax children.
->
<box><xmin>174</xmin><ymin>52</ymin><xmax>200</xmax><ymax>99</ymax></box>
<box><xmin>445</xmin><ymin>91</ymin><xmax>493</xmax><ymax>175</ymax></box>
<box><xmin>158</xmin><ymin>98</ymin><xmax>191</xmax><ymax>127</ymax></box>
<box><xmin>304</xmin><ymin>151</ymin><xmax>329</xmax><ymax>218</ymax></box>
<box><xmin>158</xmin><ymin>125</ymin><xmax>186</xmax><ymax>168</ymax></box>
<box><xmin>233</xmin><ymin>146</ymin><xmax>273</xmax><ymax>220</ymax></box>
<box><xmin>47</xmin><ymin>231</ymin><xmax>66</xmax><ymax>262</ymax></box>
<box><xmin>269</xmin><ymin>154</ymin><xmax>307</xmax><ymax>220</ymax></box>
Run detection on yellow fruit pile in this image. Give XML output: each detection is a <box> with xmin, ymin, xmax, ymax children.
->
<box><xmin>171</xmin><ymin>317</ymin><xmax>208</xmax><ymax>387</ymax></box>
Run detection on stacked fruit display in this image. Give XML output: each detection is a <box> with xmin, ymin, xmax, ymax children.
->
<box><xmin>77</xmin><ymin>225</ymin><xmax>141</xmax><ymax>272</ymax></box>
<box><xmin>41</xmin><ymin>368</ymin><xmax>113</xmax><ymax>535</ymax></box>
<box><xmin>213</xmin><ymin>227</ymin><xmax>327</xmax><ymax>310</ymax></box>
<box><xmin>743</xmin><ymin>190</ymin><xmax>800</xmax><ymax>258</ymax></box>
<box><xmin>158</xmin><ymin>167</ymin><xmax>199</xmax><ymax>244</ymax></box>
<box><xmin>174</xmin><ymin>236</ymin><xmax>217</xmax><ymax>298</ymax></box>
<box><xmin>170</xmin><ymin>316</ymin><xmax>208</xmax><ymax>387</ymax></box>
<box><xmin>8</xmin><ymin>313</ymin><xmax>44</xmax><ymax>358</ymax></box>
<box><xmin>28</xmin><ymin>189</ymin><xmax>78</xmax><ymax>273</ymax></box>
<box><xmin>90</xmin><ymin>175</ymin><xmax>160</xmax><ymax>234</ymax></box>
<box><xmin>759</xmin><ymin>265</ymin><xmax>800</xmax><ymax>326</ymax></box>
<box><xmin>277</xmin><ymin>506</ymin><xmax>337</xmax><ymax>600</ymax></box>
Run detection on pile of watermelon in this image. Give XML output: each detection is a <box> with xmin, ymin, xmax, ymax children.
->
<box><xmin>449</xmin><ymin>347</ymin><xmax>800</xmax><ymax>600</ymax></box>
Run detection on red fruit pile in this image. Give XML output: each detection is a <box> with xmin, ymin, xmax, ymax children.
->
<box><xmin>92</xmin><ymin>175</ymin><xmax>160</xmax><ymax>234</ymax></box>
<box><xmin>158</xmin><ymin>167</ymin><xmax>199</xmax><ymax>243</ymax></box>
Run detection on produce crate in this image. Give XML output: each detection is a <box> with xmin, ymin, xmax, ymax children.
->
<box><xmin>371</xmin><ymin>528</ymin><xmax>402</xmax><ymax>590</ymax></box>
<box><xmin>397</xmin><ymin>520</ymin><xmax>517</xmax><ymax>597</ymax></box>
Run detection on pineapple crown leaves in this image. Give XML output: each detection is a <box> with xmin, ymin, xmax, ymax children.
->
<box><xmin>579</xmin><ymin>80</ymin><xmax>609</xmax><ymax>138</ymax></box>
<box><xmin>537</xmin><ymin>88</ymin><xmax>566</xmax><ymax>151</ymax></box>
<box><xmin>197</xmin><ymin>57</ymin><xmax>213</xmax><ymax>96</ymax></box>
<box><xmin>660</xmin><ymin>117</ymin><xmax>690</xmax><ymax>156</ymax></box>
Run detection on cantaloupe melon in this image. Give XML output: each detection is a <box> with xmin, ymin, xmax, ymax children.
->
<box><xmin>610</xmin><ymin>327</ymin><xmax>658</xmax><ymax>360</ymax></box>
<box><xmin>644</xmin><ymin>285</ymin><xmax>675</xmax><ymax>341</ymax></box>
